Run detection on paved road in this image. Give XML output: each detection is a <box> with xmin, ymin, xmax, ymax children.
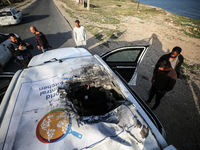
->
<box><xmin>0</xmin><ymin>0</ymin><xmax>75</xmax><ymax>72</ymax></box>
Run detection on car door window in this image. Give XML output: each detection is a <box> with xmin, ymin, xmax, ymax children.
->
<box><xmin>0</xmin><ymin>35</ymin><xmax>8</xmax><ymax>44</ymax></box>
<box><xmin>104</xmin><ymin>49</ymin><xmax>141</xmax><ymax>62</ymax></box>
<box><xmin>101</xmin><ymin>46</ymin><xmax>149</xmax><ymax>85</ymax></box>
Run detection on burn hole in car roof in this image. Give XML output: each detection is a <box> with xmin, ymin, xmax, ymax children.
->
<box><xmin>57</xmin><ymin>65</ymin><xmax>126</xmax><ymax>116</ymax></box>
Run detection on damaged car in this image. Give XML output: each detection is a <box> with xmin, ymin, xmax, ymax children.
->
<box><xmin>0</xmin><ymin>47</ymin><xmax>176</xmax><ymax>150</ymax></box>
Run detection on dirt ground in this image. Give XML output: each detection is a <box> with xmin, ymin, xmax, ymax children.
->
<box><xmin>7</xmin><ymin>0</ymin><xmax>200</xmax><ymax>149</ymax></box>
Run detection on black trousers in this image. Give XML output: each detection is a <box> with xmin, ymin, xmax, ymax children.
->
<box><xmin>147</xmin><ymin>86</ymin><xmax>165</xmax><ymax>110</ymax></box>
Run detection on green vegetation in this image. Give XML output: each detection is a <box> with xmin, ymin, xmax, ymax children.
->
<box><xmin>61</xmin><ymin>0</ymin><xmax>200</xmax><ymax>42</ymax></box>
<box><xmin>182</xmin><ymin>62</ymin><xmax>200</xmax><ymax>70</ymax></box>
<box><xmin>179</xmin><ymin>74</ymin><xmax>191</xmax><ymax>80</ymax></box>
<box><xmin>167</xmin><ymin>15</ymin><xmax>200</xmax><ymax>38</ymax></box>
<box><xmin>85</xmin><ymin>25</ymin><xmax>119</xmax><ymax>45</ymax></box>
<box><xmin>62</xmin><ymin>5</ymin><xmax>78</xmax><ymax>19</ymax></box>
<box><xmin>179</xmin><ymin>61</ymin><xmax>200</xmax><ymax>80</ymax></box>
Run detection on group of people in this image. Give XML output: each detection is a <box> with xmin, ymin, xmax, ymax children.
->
<box><xmin>7</xmin><ymin>20</ymin><xmax>87</xmax><ymax>68</ymax></box>
<box><xmin>7</xmin><ymin>26</ymin><xmax>51</xmax><ymax>68</ymax></box>
<box><xmin>146</xmin><ymin>46</ymin><xmax>184</xmax><ymax>110</ymax></box>
<box><xmin>7</xmin><ymin>19</ymin><xmax>183</xmax><ymax>111</ymax></box>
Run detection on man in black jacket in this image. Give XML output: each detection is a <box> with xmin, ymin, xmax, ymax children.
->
<box><xmin>7</xmin><ymin>33</ymin><xmax>33</xmax><ymax>68</ymax></box>
<box><xmin>30</xmin><ymin>26</ymin><xmax>51</xmax><ymax>53</ymax></box>
<box><xmin>146</xmin><ymin>60</ymin><xmax>177</xmax><ymax>110</ymax></box>
<box><xmin>154</xmin><ymin>46</ymin><xmax>184</xmax><ymax>78</ymax></box>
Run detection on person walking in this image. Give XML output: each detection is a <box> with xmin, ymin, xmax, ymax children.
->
<box><xmin>154</xmin><ymin>46</ymin><xmax>184</xmax><ymax>78</ymax></box>
<box><xmin>30</xmin><ymin>26</ymin><xmax>51</xmax><ymax>53</ymax></box>
<box><xmin>146</xmin><ymin>60</ymin><xmax>177</xmax><ymax>110</ymax></box>
<box><xmin>73</xmin><ymin>20</ymin><xmax>87</xmax><ymax>48</ymax></box>
<box><xmin>7</xmin><ymin>33</ymin><xmax>33</xmax><ymax>68</ymax></box>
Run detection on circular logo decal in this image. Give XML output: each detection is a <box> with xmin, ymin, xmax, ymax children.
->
<box><xmin>36</xmin><ymin>108</ymin><xmax>70</xmax><ymax>143</ymax></box>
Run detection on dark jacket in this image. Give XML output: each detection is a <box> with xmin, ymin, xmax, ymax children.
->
<box><xmin>153</xmin><ymin>69</ymin><xmax>177</xmax><ymax>92</ymax></box>
<box><xmin>35</xmin><ymin>32</ymin><xmax>50</xmax><ymax>49</ymax></box>
<box><xmin>154</xmin><ymin>53</ymin><xmax>184</xmax><ymax>78</ymax></box>
<box><xmin>7</xmin><ymin>38</ymin><xmax>33</xmax><ymax>60</ymax></box>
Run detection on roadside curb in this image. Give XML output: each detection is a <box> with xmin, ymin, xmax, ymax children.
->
<box><xmin>53</xmin><ymin>0</ymin><xmax>74</xmax><ymax>30</ymax></box>
<box><xmin>53</xmin><ymin>0</ymin><xmax>73</xmax><ymax>30</ymax></box>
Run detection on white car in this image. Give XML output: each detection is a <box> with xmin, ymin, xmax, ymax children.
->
<box><xmin>0</xmin><ymin>8</ymin><xmax>22</xmax><ymax>26</ymax></box>
<box><xmin>0</xmin><ymin>33</ymin><xmax>13</xmax><ymax>72</ymax></box>
<box><xmin>0</xmin><ymin>47</ymin><xmax>176</xmax><ymax>150</ymax></box>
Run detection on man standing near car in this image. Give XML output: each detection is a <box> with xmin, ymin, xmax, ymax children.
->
<box><xmin>7</xmin><ymin>33</ymin><xmax>33</xmax><ymax>68</ymax></box>
<box><xmin>154</xmin><ymin>46</ymin><xmax>184</xmax><ymax>78</ymax></box>
<box><xmin>73</xmin><ymin>20</ymin><xmax>87</xmax><ymax>48</ymax></box>
<box><xmin>146</xmin><ymin>60</ymin><xmax>177</xmax><ymax>110</ymax></box>
<box><xmin>30</xmin><ymin>26</ymin><xmax>51</xmax><ymax>53</ymax></box>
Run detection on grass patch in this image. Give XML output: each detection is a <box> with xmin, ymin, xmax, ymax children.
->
<box><xmin>180</xmin><ymin>62</ymin><xmax>200</xmax><ymax>80</ymax></box>
<box><xmin>179</xmin><ymin>74</ymin><xmax>191</xmax><ymax>80</ymax></box>
<box><xmin>169</xmin><ymin>15</ymin><xmax>200</xmax><ymax>38</ymax></box>
<box><xmin>182</xmin><ymin>62</ymin><xmax>200</xmax><ymax>70</ymax></box>
<box><xmin>62</xmin><ymin>5</ymin><xmax>77</xmax><ymax>19</ymax></box>
<box><xmin>183</xmin><ymin>27</ymin><xmax>200</xmax><ymax>39</ymax></box>
<box><xmin>85</xmin><ymin>25</ymin><xmax>119</xmax><ymax>41</ymax></box>
<box><xmin>61</xmin><ymin>0</ymin><xmax>200</xmax><ymax>39</ymax></box>
<box><xmin>88</xmin><ymin>15</ymin><xmax>120</xmax><ymax>24</ymax></box>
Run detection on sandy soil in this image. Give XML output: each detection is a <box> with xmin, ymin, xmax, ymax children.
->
<box><xmin>11</xmin><ymin>0</ymin><xmax>200</xmax><ymax>149</ymax></box>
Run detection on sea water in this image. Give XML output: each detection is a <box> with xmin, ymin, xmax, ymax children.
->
<box><xmin>137</xmin><ymin>0</ymin><xmax>200</xmax><ymax>20</ymax></box>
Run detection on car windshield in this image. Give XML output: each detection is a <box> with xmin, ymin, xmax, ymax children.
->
<box><xmin>0</xmin><ymin>11</ymin><xmax>12</xmax><ymax>17</ymax></box>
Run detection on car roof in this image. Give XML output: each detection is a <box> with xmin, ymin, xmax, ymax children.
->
<box><xmin>28</xmin><ymin>47</ymin><xmax>92</xmax><ymax>67</ymax></box>
<box><xmin>0</xmin><ymin>47</ymin><xmax>168</xmax><ymax>149</ymax></box>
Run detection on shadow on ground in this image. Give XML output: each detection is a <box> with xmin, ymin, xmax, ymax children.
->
<box><xmin>22</xmin><ymin>15</ymin><xmax>50</xmax><ymax>24</ymax></box>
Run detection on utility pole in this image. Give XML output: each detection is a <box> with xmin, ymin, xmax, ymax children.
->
<box><xmin>137</xmin><ymin>2</ymin><xmax>140</xmax><ymax>12</ymax></box>
<box><xmin>87</xmin><ymin>0</ymin><xmax>90</xmax><ymax>10</ymax></box>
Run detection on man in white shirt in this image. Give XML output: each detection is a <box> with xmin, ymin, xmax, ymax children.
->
<box><xmin>153</xmin><ymin>46</ymin><xmax>184</xmax><ymax>78</ymax></box>
<box><xmin>73</xmin><ymin>20</ymin><xmax>87</xmax><ymax>48</ymax></box>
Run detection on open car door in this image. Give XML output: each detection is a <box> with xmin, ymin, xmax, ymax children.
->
<box><xmin>101</xmin><ymin>45</ymin><xmax>149</xmax><ymax>86</ymax></box>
